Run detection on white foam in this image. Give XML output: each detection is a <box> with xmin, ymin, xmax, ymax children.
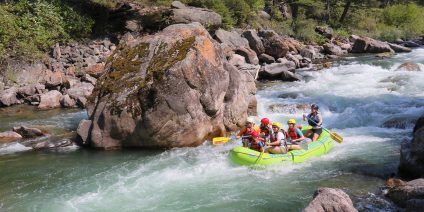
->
<box><xmin>0</xmin><ymin>143</ymin><xmax>32</xmax><ymax>155</ymax></box>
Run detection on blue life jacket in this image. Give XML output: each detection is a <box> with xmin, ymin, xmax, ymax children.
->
<box><xmin>307</xmin><ymin>113</ymin><xmax>320</xmax><ymax>127</ymax></box>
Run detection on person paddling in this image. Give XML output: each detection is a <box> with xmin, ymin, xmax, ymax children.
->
<box><xmin>237</xmin><ymin>117</ymin><xmax>260</xmax><ymax>147</ymax></box>
<box><xmin>303</xmin><ymin>104</ymin><xmax>323</xmax><ymax>142</ymax></box>
<box><xmin>286</xmin><ymin>119</ymin><xmax>309</xmax><ymax>150</ymax></box>
<box><xmin>266</xmin><ymin>122</ymin><xmax>287</xmax><ymax>154</ymax></box>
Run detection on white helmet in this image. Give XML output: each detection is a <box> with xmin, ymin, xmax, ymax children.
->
<box><xmin>246</xmin><ymin>117</ymin><xmax>255</xmax><ymax>124</ymax></box>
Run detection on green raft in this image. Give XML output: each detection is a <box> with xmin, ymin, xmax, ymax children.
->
<box><xmin>229</xmin><ymin>127</ymin><xmax>334</xmax><ymax>166</ymax></box>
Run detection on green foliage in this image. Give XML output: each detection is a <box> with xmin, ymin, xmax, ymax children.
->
<box><xmin>381</xmin><ymin>3</ymin><xmax>424</xmax><ymax>39</ymax></box>
<box><xmin>0</xmin><ymin>0</ymin><xmax>94</xmax><ymax>60</ymax></box>
<box><xmin>292</xmin><ymin>18</ymin><xmax>325</xmax><ymax>44</ymax></box>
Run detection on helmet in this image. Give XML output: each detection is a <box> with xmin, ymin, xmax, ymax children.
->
<box><xmin>246</xmin><ymin>117</ymin><xmax>255</xmax><ymax>124</ymax></box>
<box><xmin>287</xmin><ymin>119</ymin><xmax>296</xmax><ymax>124</ymax></box>
<box><xmin>311</xmin><ymin>104</ymin><xmax>319</xmax><ymax>110</ymax></box>
<box><xmin>261</xmin><ymin>118</ymin><xmax>270</xmax><ymax>125</ymax></box>
<box><xmin>272</xmin><ymin>122</ymin><xmax>282</xmax><ymax>129</ymax></box>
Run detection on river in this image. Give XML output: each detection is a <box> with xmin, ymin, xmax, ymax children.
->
<box><xmin>1</xmin><ymin>49</ymin><xmax>424</xmax><ymax>211</ymax></box>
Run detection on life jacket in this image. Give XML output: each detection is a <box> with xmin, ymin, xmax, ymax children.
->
<box><xmin>249</xmin><ymin>139</ymin><xmax>264</xmax><ymax>151</ymax></box>
<box><xmin>307</xmin><ymin>113</ymin><xmax>320</xmax><ymax>127</ymax></box>
<box><xmin>287</xmin><ymin>127</ymin><xmax>300</xmax><ymax>140</ymax></box>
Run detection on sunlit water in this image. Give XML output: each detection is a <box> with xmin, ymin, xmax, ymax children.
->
<box><xmin>1</xmin><ymin>49</ymin><xmax>424</xmax><ymax>211</ymax></box>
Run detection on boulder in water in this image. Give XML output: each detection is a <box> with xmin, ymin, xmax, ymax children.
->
<box><xmin>76</xmin><ymin>23</ymin><xmax>256</xmax><ymax>149</ymax></box>
<box><xmin>258</xmin><ymin>62</ymin><xmax>300</xmax><ymax>81</ymax></box>
<box><xmin>268</xmin><ymin>103</ymin><xmax>309</xmax><ymax>114</ymax></box>
<box><xmin>350</xmin><ymin>35</ymin><xmax>394</xmax><ymax>54</ymax></box>
<box><xmin>399</xmin><ymin>114</ymin><xmax>424</xmax><ymax>178</ymax></box>
<box><xmin>395</xmin><ymin>62</ymin><xmax>421</xmax><ymax>72</ymax></box>
<box><xmin>386</xmin><ymin>178</ymin><xmax>424</xmax><ymax>208</ymax></box>
<box><xmin>13</xmin><ymin>126</ymin><xmax>45</xmax><ymax>138</ymax></box>
<box><xmin>388</xmin><ymin>43</ymin><xmax>411</xmax><ymax>53</ymax></box>
<box><xmin>0</xmin><ymin>131</ymin><xmax>22</xmax><ymax>143</ymax></box>
<box><xmin>303</xmin><ymin>187</ymin><xmax>358</xmax><ymax>212</ymax></box>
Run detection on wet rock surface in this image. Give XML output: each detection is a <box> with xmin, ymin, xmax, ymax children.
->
<box><xmin>77</xmin><ymin>23</ymin><xmax>256</xmax><ymax>149</ymax></box>
<box><xmin>303</xmin><ymin>187</ymin><xmax>358</xmax><ymax>212</ymax></box>
<box><xmin>386</xmin><ymin>178</ymin><xmax>424</xmax><ymax>208</ymax></box>
<box><xmin>399</xmin><ymin>113</ymin><xmax>424</xmax><ymax>179</ymax></box>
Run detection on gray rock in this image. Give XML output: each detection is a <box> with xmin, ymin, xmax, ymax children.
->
<box><xmin>67</xmin><ymin>82</ymin><xmax>94</xmax><ymax>100</ymax></box>
<box><xmin>350</xmin><ymin>35</ymin><xmax>394</xmax><ymax>53</ymax></box>
<box><xmin>77</xmin><ymin>23</ymin><xmax>256</xmax><ymax>149</ymax></box>
<box><xmin>258</xmin><ymin>10</ymin><xmax>271</xmax><ymax>20</ymax></box>
<box><xmin>395</xmin><ymin>62</ymin><xmax>421</xmax><ymax>72</ymax></box>
<box><xmin>303</xmin><ymin>187</ymin><xmax>358</xmax><ymax>212</ymax></box>
<box><xmin>403</xmin><ymin>41</ymin><xmax>420</xmax><ymax>48</ymax></box>
<box><xmin>388</xmin><ymin>43</ymin><xmax>412</xmax><ymax>53</ymax></box>
<box><xmin>172</xmin><ymin>7</ymin><xmax>222</xmax><ymax>29</ymax></box>
<box><xmin>0</xmin><ymin>87</ymin><xmax>20</xmax><ymax>106</ymax></box>
<box><xmin>258</xmin><ymin>30</ymin><xmax>290</xmax><ymax>59</ymax></box>
<box><xmin>171</xmin><ymin>1</ymin><xmax>186</xmax><ymax>9</ymax></box>
<box><xmin>38</xmin><ymin>90</ymin><xmax>62</xmax><ymax>109</ymax></box>
<box><xmin>13</xmin><ymin>126</ymin><xmax>44</xmax><ymax>138</ymax></box>
<box><xmin>315</xmin><ymin>26</ymin><xmax>333</xmax><ymax>39</ymax></box>
<box><xmin>215</xmin><ymin>29</ymin><xmax>250</xmax><ymax>50</ymax></box>
<box><xmin>258</xmin><ymin>53</ymin><xmax>275</xmax><ymax>64</ymax></box>
<box><xmin>43</xmin><ymin>70</ymin><xmax>64</xmax><ymax>88</ymax></box>
<box><xmin>228</xmin><ymin>54</ymin><xmax>246</xmax><ymax>67</ymax></box>
<box><xmin>242</xmin><ymin>30</ymin><xmax>265</xmax><ymax>55</ymax></box>
<box><xmin>386</xmin><ymin>178</ymin><xmax>424</xmax><ymax>207</ymax></box>
<box><xmin>82</xmin><ymin>74</ymin><xmax>97</xmax><ymax>85</ymax></box>
<box><xmin>60</xmin><ymin>94</ymin><xmax>77</xmax><ymax>108</ymax></box>
<box><xmin>235</xmin><ymin>48</ymin><xmax>259</xmax><ymax>65</ymax></box>
<box><xmin>0</xmin><ymin>131</ymin><xmax>22</xmax><ymax>143</ymax></box>
<box><xmin>406</xmin><ymin>199</ymin><xmax>424</xmax><ymax>212</ymax></box>
<box><xmin>236</xmin><ymin>63</ymin><xmax>261</xmax><ymax>79</ymax></box>
<box><xmin>399</xmin><ymin>113</ymin><xmax>424</xmax><ymax>178</ymax></box>
<box><xmin>259</xmin><ymin>62</ymin><xmax>300</xmax><ymax>81</ymax></box>
<box><xmin>323</xmin><ymin>43</ymin><xmax>346</xmax><ymax>56</ymax></box>
<box><xmin>17</xmin><ymin>84</ymin><xmax>37</xmax><ymax>97</ymax></box>
<box><xmin>300</xmin><ymin>46</ymin><xmax>317</xmax><ymax>60</ymax></box>
<box><xmin>76</xmin><ymin>120</ymin><xmax>92</xmax><ymax>145</ymax></box>
<box><xmin>286</xmin><ymin>53</ymin><xmax>300</xmax><ymax>68</ymax></box>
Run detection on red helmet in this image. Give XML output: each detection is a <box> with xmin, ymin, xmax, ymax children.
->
<box><xmin>261</xmin><ymin>118</ymin><xmax>270</xmax><ymax>125</ymax></box>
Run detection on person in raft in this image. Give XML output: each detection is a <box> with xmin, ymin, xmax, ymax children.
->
<box><xmin>247</xmin><ymin>130</ymin><xmax>264</xmax><ymax>152</ymax></box>
<box><xmin>259</xmin><ymin>118</ymin><xmax>272</xmax><ymax>144</ymax></box>
<box><xmin>303</xmin><ymin>104</ymin><xmax>323</xmax><ymax>142</ymax></box>
<box><xmin>237</xmin><ymin>117</ymin><xmax>260</xmax><ymax>147</ymax></box>
<box><xmin>285</xmin><ymin>119</ymin><xmax>308</xmax><ymax>150</ymax></box>
<box><xmin>265</xmin><ymin>122</ymin><xmax>288</xmax><ymax>154</ymax></box>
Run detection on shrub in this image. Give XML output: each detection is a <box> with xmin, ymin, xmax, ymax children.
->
<box><xmin>381</xmin><ymin>3</ymin><xmax>424</xmax><ymax>39</ymax></box>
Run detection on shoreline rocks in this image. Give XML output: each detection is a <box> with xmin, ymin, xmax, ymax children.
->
<box><xmin>399</xmin><ymin>113</ymin><xmax>424</xmax><ymax>179</ymax></box>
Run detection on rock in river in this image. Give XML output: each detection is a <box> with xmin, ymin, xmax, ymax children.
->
<box><xmin>399</xmin><ymin>113</ymin><xmax>424</xmax><ymax>178</ymax></box>
<box><xmin>303</xmin><ymin>187</ymin><xmax>358</xmax><ymax>212</ymax></box>
<box><xmin>77</xmin><ymin>23</ymin><xmax>256</xmax><ymax>149</ymax></box>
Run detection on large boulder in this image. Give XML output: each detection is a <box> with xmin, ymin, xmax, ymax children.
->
<box><xmin>242</xmin><ymin>30</ymin><xmax>265</xmax><ymax>55</ymax></box>
<box><xmin>258</xmin><ymin>30</ymin><xmax>290</xmax><ymax>59</ymax></box>
<box><xmin>0</xmin><ymin>87</ymin><xmax>20</xmax><ymax>107</ymax></box>
<box><xmin>38</xmin><ymin>90</ymin><xmax>62</xmax><ymax>109</ymax></box>
<box><xmin>399</xmin><ymin>114</ymin><xmax>424</xmax><ymax>178</ymax></box>
<box><xmin>403</xmin><ymin>41</ymin><xmax>420</xmax><ymax>48</ymax></box>
<box><xmin>315</xmin><ymin>26</ymin><xmax>333</xmax><ymax>39</ymax></box>
<box><xmin>12</xmin><ymin>126</ymin><xmax>45</xmax><ymax>138</ymax></box>
<box><xmin>76</xmin><ymin>23</ymin><xmax>256</xmax><ymax>149</ymax></box>
<box><xmin>350</xmin><ymin>35</ymin><xmax>394</xmax><ymax>53</ymax></box>
<box><xmin>386</xmin><ymin>178</ymin><xmax>424</xmax><ymax>208</ymax></box>
<box><xmin>303</xmin><ymin>187</ymin><xmax>358</xmax><ymax>212</ymax></box>
<box><xmin>258</xmin><ymin>62</ymin><xmax>300</xmax><ymax>81</ymax></box>
<box><xmin>171</xmin><ymin>5</ymin><xmax>222</xmax><ymax>29</ymax></box>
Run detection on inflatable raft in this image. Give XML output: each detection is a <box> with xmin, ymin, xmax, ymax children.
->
<box><xmin>229</xmin><ymin>127</ymin><xmax>334</xmax><ymax>166</ymax></box>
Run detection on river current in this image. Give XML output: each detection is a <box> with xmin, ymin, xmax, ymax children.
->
<box><xmin>1</xmin><ymin>49</ymin><xmax>424</xmax><ymax>211</ymax></box>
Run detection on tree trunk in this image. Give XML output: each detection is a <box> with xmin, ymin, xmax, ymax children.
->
<box><xmin>339</xmin><ymin>0</ymin><xmax>352</xmax><ymax>23</ymax></box>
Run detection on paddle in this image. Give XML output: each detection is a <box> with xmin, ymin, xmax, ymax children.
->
<box><xmin>212</xmin><ymin>137</ymin><xmax>230</xmax><ymax>145</ymax></box>
<box><xmin>306</xmin><ymin>116</ymin><xmax>343</xmax><ymax>143</ymax></box>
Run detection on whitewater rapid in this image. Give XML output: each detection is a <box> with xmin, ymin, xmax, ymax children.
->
<box><xmin>1</xmin><ymin>49</ymin><xmax>424</xmax><ymax>211</ymax></box>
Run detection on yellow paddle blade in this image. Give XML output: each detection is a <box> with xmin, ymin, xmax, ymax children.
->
<box><xmin>330</xmin><ymin>132</ymin><xmax>343</xmax><ymax>143</ymax></box>
<box><xmin>212</xmin><ymin>137</ymin><xmax>230</xmax><ymax>145</ymax></box>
